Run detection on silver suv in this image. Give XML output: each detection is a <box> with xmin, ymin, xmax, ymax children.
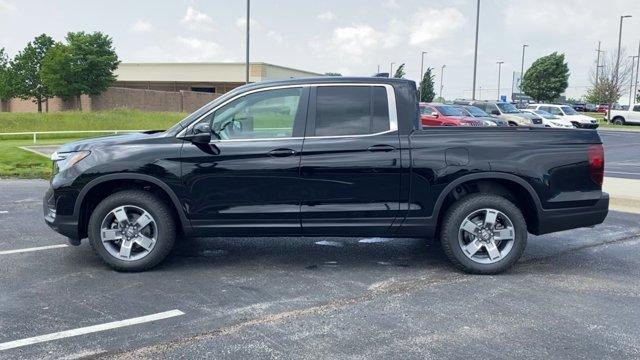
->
<box><xmin>467</xmin><ymin>101</ymin><xmax>543</xmax><ymax>126</ymax></box>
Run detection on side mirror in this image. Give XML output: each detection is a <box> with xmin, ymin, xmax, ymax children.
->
<box><xmin>491</xmin><ymin>109</ymin><xmax>500</xmax><ymax>116</ymax></box>
<box><xmin>431</xmin><ymin>111</ymin><xmax>439</xmax><ymax>118</ymax></box>
<box><xmin>180</xmin><ymin>122</ymin><xmax>212</xmax><ymax>144</ymax></box>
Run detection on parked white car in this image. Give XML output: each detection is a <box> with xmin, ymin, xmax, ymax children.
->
<box><xmin>520</xmin><ymin>109</ymin><xmax>574</xmax><ymax>128</ymax></box>
<box><xmin>526</xmin><ymin>104</ymin><xmax>599</xmax><ymax>129</ymax></box>
<box><xmin>607</xmin><ymin>104</ymin><xmax>640</xmax><ymax>125</ymax></box>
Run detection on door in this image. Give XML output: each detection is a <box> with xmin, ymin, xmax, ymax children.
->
<box><xmin>181</xmin><ymin>86</ymin><xmax>308</xmax><ymax>236</ymax></box>
<box><xmin>630</xmin><ymin>105</ymin><xmax>640</xmax><ymax>123</ymax></box>
<box><xmin>299</xmin><ymin>85</ymin><xmax>401</xmax><ymax>236</ymax></box>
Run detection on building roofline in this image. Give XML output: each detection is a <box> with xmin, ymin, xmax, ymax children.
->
<box><xmin>118</xmin><ymin>62</ymin><xmax>322</xmax><ymax>75</ymax></box>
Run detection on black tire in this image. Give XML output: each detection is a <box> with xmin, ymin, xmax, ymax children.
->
<box><xmin>440</xmin><ymin>193</ymin><xmax>527</xmax><ymax>275</ymax></box>
<box><xmin>88</xmin><ymin>190</ymin><xmax>176</xmax><ymax>272</ymax></box>
<box><xmin>612</xmin><ymin>117</ymin><xmax>625</xmax><ymax>126</ymax></box>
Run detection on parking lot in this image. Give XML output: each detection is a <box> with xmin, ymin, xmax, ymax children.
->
<box><xmin>1</xmin><ymin>173</ymin><xmax>640</xmax><ymax>358</ymax></box>
<box><xmin>601</xmin><ymin>130</ymin><xmax>640</xmax><ymax>180</ymax></box>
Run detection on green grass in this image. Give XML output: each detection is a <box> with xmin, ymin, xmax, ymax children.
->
<box><xmin>0</xmin><ymin>109</ymin><xmax>186</xmax><ymax>139</ymax></box>
<box><xmin>0</xmin><ymin>138</ymin><xmax>77</xmax><ymax>179</ymax></box>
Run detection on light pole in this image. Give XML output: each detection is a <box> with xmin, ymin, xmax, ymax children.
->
<box><xmin>377</xmin><ymin>65</ymin><xmax>381</xmax><ymax>74</ymax></box>
<box><xmin>245</xmin><ymin>0</ymin><xmax>250</xmax><ymax>84</ymax></box>
<box><xmin>419</xmin><ymin>51</ymin><xmax>427</xmax><ymax>100</ymax></box>
<box><xmin>519</xmin><ymin>44</ymin><xmax>529</xmax><ymax>104</ymax></box>
<box><xmin>635</xmin><ymin>41</ymin><xmax>640</xmax><ymax>105</ymax></box>
<box><xmin>439</xmin><ymin>65</ymin><xmax>446</xmax><ymax>100</ymax></box>
<box><xmin>471</xmin><ymin>0</ymin><xmax>480</xmax><ymax>100</ymax></box>
<box><xmin>496</xmin><ymin>61</ymin><xmax>504</xmax><ymax>101</ymax></box>
<box><xmin>630</xmin><ymin>55</ymin><xmax>639</xmax><ymax>106</ymax></box>
<box><xmin>614</xmin><ymin>15</ymin><xmax>632</xmax><ymax>90</ymax></box>
<box><xmin>390</xmin><ymin>62</ymin><xmax>395</xmax><ymax>78</ymax></box>
<box><xmin>595</xmin><ymin>41</ymin><xmax>604</xmax><ymax>86</ymax></box>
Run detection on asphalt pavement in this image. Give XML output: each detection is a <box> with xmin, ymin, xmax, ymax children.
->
<box><xmin>599</xmin><ymin>130</ymin><xmax>640</xmax><ymax>180</ymax></box>
<box><xmin>0</xmin><ymin>179</ymin><xmax>639</xmax><ymax>359</ymax></box>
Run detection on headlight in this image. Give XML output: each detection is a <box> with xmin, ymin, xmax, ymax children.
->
<box><xmin>51</xmin><ymin>151</ymin><xmax>91</xmax><ymax>172</ymax></box>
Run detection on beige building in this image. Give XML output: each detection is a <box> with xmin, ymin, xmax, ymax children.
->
<box><xmin>114</xmin><ymin>62</ymin><xmax>322</xmax><ymax>94</ymax></box>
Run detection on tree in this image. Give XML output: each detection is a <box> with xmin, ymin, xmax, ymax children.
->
<box><xmin>393</xmin><ymin>63</ymin><xmax>406</xmax><ymax>79</ymax></box>
<box><xmin>0</xmin><ymin>48</ymin><xmax>14</xmax><ymax>102</ymax></box>
<box><xmin>41</xmin><ymin>31</ymin><xmax>120</xmax><ymax>110</ymax></box>
<box><xmin>585</xmin><ymin>49</ymin><xmax>633</xmax><ymax>120</ymax></box>
<box><xmin>11</xmin><ymin>34</ymin><xmax>55</xmax><ymax>112</ymax></box>
<box><xmin>419</xmin><ymin>67</ymin><xmax>435</xmax><ymax>102</ymax></box>
<box><xmin>521</xmin><ymin>52</ymin><xmax>569</xmax><ymax>103</ymax></box>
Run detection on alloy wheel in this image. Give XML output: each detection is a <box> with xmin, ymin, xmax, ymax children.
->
<box><xmin>457</xmin><ymin>208</ymin><xmax>515</xmax><ymax>264</ymax></box>
<box><xmin>100</xmin><ymin>205</ymin><xmax>158</xmax><ymax>261</ymax></box>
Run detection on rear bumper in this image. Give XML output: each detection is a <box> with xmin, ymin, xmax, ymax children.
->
<box><xmin>534</xmin><ymin>193</ymin><xmax>609</xmax><ymax>235</ymax></box>
<box><xmin>575</xmin><ymin>122</ymin><xmax>599</xmax><ymax>129</ymax></box>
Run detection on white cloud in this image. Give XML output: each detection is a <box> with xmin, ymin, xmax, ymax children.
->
<box><xmin>267</xmin><ymin>30</ymin><xmax>285</xmax><ymax>44</ymax></box>
<box><xmin>175</xmin><ymin>37</ymin><xmax>223</xmax><ymax>60</ymax></box>
<box><xmin>0</xmin><ymin>0</ymin><xmax>16</xmax><ymax>12</ymax></box>
<box><xmin>317</xmin><ymin>11</ymin><xmax>336</xmax><ymax>21</ymax></box>
<box><xmin>235</xmin><ymin>17</ymin><xmax>260</xmax><ymax>30</ymax></box>
<box><xmin>408</xmin><ymin>7</ymin><xmax>466</xmax><ymax>45</ymax></box>
<box><xmin>330</xmin><ymin>25</ymin><xmax>384</xmax><ymax>56</ymax></box>
<box><xmin>130</xmin><ymin>20</ymin><xmax>154</xmax><ymax>33</ymax></box>
<box><xmin>181</xmin><ymin>6</ymin><xmax>214</xmax><ymax>31</ymax></box>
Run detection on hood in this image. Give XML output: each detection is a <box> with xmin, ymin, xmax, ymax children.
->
<box><xmin>563</xmin><ymin>114</ymin><xmax>598</xmax><ymax>123</ymax></box>
<box><xmin>55</xmin><ymin>131</ymin><xmax>166</xmax><ymax>153</ymax></box>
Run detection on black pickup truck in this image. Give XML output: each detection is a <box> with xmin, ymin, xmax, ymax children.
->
<box><xmin>44</xmin><ymin>77</ymin><xmax>609</xmax><ymax>274</ymax></box>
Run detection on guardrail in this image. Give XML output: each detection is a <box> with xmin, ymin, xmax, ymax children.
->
<box><xmin>0</xmin><ymin>130</ymin><xmax>149</xmax><ymax>143</ymax></box>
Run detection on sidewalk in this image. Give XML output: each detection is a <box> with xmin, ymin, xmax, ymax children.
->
<box><xmin>604</xmin><ymin>177</ymin><xmax>640</xmax><ymax>214</ymax></box>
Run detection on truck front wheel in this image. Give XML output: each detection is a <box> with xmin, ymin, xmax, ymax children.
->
<box><xmin>440</xmin><ymin>193</ymin><xmax>527</xmax><ymax>274</ymax></box>
<box><xmin>88</xmin><ymin>190</ymin><xmax>176</xmax><ymax>272</ymax></box>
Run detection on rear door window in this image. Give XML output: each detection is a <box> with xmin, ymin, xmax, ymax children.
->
<box><xmin>313</xmin><ymin>86</ymin><xmax>390</xmax><ymax>136</ymax></box>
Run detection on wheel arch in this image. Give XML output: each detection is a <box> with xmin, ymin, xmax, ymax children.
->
<box><xmin>74</xmin><ymin>173</ymin><xmax>192</xmax><ymax>239</ymax></box>
<box><xmin>433</xmin><ymin>173</ymin><xmax>542</xmax><ymax>234</ymax></box>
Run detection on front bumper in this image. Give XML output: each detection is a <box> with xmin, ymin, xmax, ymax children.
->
<box><xmin>43</xmin><ymin>187</ymin><xmax>80</xmax><ymax>241</ymax></box>
<box><xmin>575</xmin><ymin>122</ymin><xmax>599</xmax><ymax>129</ymax></box>
<box><xmin>534</xmin><ymin>193</ymin><xmax>609</xmax><ymax>235</ymax></box>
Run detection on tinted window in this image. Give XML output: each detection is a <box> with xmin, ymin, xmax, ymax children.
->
<box><xmin>435</xmin><ymin>105</ymin><xmax>464</xmax><ymax>116</ymax></box>
<box><xmin>634</xmin><ymin>105</ymin><xmax>640</xmax><ymax>112</ymax></box>
<box><xmin>561</xmin><ymin>106</ymin><xmax>578</xmax><ymax>115</ymax></box>
<box><xmin>464</xmin><ymin>106</ymin><xmax>488</xmax><ymax>117</ymax></box>
<box><xmin>497</xmin><ymin>102</ymin><xmax>519</xmax><ymax>114</ymax></box>
<box><xmin>315</xmin><ymin>86</ymin><xmax>390</xmax><ymax>136</ymax></box>
<box><xmin>211</xmin><ymin>87</ymin><xmax>302</xmax><ymax>140</ymax></box>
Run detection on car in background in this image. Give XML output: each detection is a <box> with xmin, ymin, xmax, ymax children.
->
<box><xmin>526</xmin><ymin>104</ymin><xmax>599</xmax><ymax>129</ymax></box>
<box><xmin>420</xmin><ymin>103</ymin><xmax>486</xmax><ymax>127</ymax></box>
<box><xmin>520</xmin><ymin>109</ymin><xmax>574</xmax><ymax>128</ymax></box>
<box><xmin>464</xmin><ymin>101</ymin><xmax>543</xmax><ymax>126</ymax></box>
<box><xmin>607</xmin><ymin>104</ymin><xmax>640</xmax><ymax>125</ymax></box>
<box><xmin>595</xmin><ymin>104</ymin><xmax>609</xmax><ymax>113</ymax></box>
<box><xmin>454</xmin><ymin>105</ymin><xmax>509</xmax><ymax>126</ymax></box>
<box><xmin>585</xmin><ymin>104</ymin><xmax>597</xmax><ymax>112</ymax></box>
<box><xmin>572</xmin><ymin>103</ymin><xmax>587</xmax><ymax>112</ymax></box>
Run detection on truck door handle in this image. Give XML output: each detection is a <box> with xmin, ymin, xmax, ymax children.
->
<box><xmin>367</xmin><ymin>144</ymin><xmax>396</xmax><ymax>152</ymax></box>
<box><xmin>268</xmin><ymin>148</ymin><xmax>296</xmax><ymax>157</ymax></box>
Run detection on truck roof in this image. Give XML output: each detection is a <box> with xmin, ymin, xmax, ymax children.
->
<box><xmin>234</xmin><ymin>76</ymin><xmax>416</xmax><ymax>92</ymax></box>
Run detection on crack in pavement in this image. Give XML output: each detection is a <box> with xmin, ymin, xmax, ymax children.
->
<box><xmin>73</xmin><ymin>232</ymin><xmax>640</xmax><ymax>359</ymax></box>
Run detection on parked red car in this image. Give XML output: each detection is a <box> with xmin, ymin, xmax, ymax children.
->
<box><xmin>595</xmin><ymin>104</ymin><xmax>609</xmax><ymax>113</ymax></box>
<box><xmin>420</xmin><ymin>103</ymin><xmax>484</xmax><ymax>127</ymax></box>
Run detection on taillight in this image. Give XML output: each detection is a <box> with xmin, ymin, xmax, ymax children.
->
<box><xmin>588</xmin><ymin>144</ymin><xmax>604</xmax><ymax>186</ymax></box>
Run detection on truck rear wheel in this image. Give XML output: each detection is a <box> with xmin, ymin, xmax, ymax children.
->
<box><xmin>440</xmin><ymin>193</ymin><xmax>527</xmax><ymax>274</ymax></box>
<box><xmin>88</xmin><ymin>190</ymin><xmax>176</xmax><ymax>272</ymax></box>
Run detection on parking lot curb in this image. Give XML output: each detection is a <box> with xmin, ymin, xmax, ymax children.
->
<box><xmin>604</xmin><ymin>177</ymin><xmax>640</xmax><ymax>214</ymax></box>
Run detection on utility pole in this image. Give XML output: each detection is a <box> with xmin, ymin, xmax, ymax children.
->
<box><xmin>419</xmin><ymin>51</ymin><xmax>427</xmax><ymax>100</ymax></box>
<box><xmin>635</xmin><ymin>41</ymin><xmax>640</xmax><ymax>105</ymax></box>
<box><xmin>390</xmin><ymin>62</ymin><xmax>395</xmax><ymax>78</ymax></box>
<box><xmin>630</xmin><ymin>55</ymin><xmax>639</xmax><ymax>107</ymax></box>
<box><xmin>614</xmin><ymin>15</ymin><xmax>632</xmax><ymax>90</ymax></box>
<box><xmin>245</xmin><ymin>0</ymin><xmax>250</xmax><ymax>84</ymax></box>
<box><xmin>471</xmin><ymin>0</ymin><xmax>480</xmax><ymax>100</ymax></box>
<box><xmin>496</xmin><ymin>61</ymin><xmax>504</xmax><ymax>101</ymax></box>
<box><xmin>439</xmin><ymin>65</ymin><xmax>446</xmax><ymax>100</ymax></box>
<box><xmin>595</xmin><ymin>41</ymin><xmax>603</xmax><ymax>86</ymax></box>
<box><xmin>519</xmin><ymin>44</ymin><xmax>529</xmax><ymax>105</ymax></box>
<box><xmin>377</xmin><ymin>65</ymin><xmax>381</xmax><ymax>74</ymax></box>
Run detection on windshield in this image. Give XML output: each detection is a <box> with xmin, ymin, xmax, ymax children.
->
<box><xmin>533</xmin><ymin>110</ymin><xmax>558</xmax><ymax>119</ymax></box>
<box><xmin>435</xmin><ymin>105</ymin><xmax>464</xmax><ymax>116</ymax></box>
<box><xmin>497</xmin><ymin>102</ymin><xmax>520</xmax><ymax>114</ymax></box>
<box><xmin>464</xmin><ymin>106</ymin><xmax>489</xmax><ymax>117</ymax></box>
<box><xmin>561</xmin><ymin>106</ymin><xmax>578</xmax><ymax>115</ymax></box>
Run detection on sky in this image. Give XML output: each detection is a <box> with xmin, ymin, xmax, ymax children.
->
<box><xmin>1</xmin><ymin>0</ymin><xmax>640</xmax><ymax>102</ymax></box>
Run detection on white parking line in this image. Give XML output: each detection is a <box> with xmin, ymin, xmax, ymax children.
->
<box><xmin>606</xmin><ymin>171</ymin><xmax>640</xmax><ymax>176</ymax></box>
<box><xmin>0</xmin><ymin>309</ymin><xmax>185</xmax><ymax>351</ymax></box>
<box><xmin>0</xmin><ymin>244</ymin><xmax>68</xmax><ymax>255</ymax></box>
